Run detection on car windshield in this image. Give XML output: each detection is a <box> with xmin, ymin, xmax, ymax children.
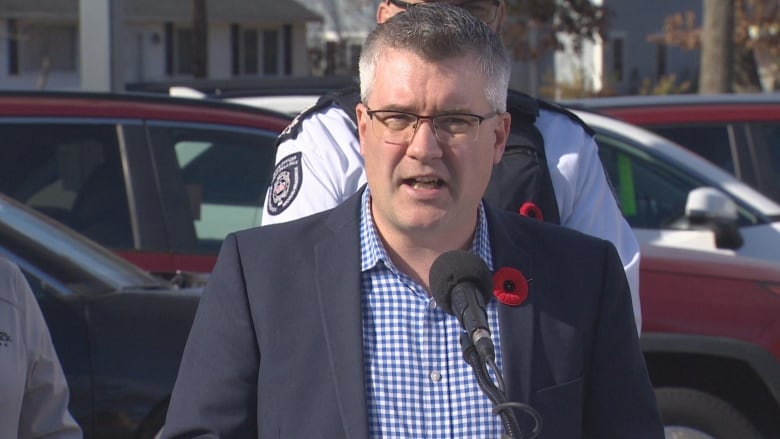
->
<box><xmin>0</xmin><ymin>193</ymin><xmax>167</xmax><ymax>292</ymax></box>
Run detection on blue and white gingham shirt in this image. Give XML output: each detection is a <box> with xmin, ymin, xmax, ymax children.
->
<box><xmin>360</xmin><ymin>189</ymin><xmax>504</xmax><ymax>438</ymax></box>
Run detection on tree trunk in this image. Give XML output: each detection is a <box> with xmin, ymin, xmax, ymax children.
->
<box><xmin>192</xmin><ymin>0</ymin><xmax>208</xmax><ymax>78</ymax></box>
<box><xmin>699</xmin><ymin>0</ymin><xmax>734</xmax><ymax>93</ymax></box>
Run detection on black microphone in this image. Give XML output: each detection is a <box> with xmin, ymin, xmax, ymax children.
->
<box><xmin>430</xmin><ymin>250</ymin><xmax>495</xmax><ymax>361</ymax></box>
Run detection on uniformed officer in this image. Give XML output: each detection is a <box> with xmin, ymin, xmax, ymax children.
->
<box><xmin>262</xmin><ymin>0</ymin><xmax>642</xmax><ymax>333</ymax></box>
<box><xmin>0</xmin><ymin>257</ymin><xmax>82</xmax><ymax>438</ymax></box>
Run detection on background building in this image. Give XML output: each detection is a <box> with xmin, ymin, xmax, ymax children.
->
<box><xmin>546</xmin><ymin>0</ymin><xmax>701</xmax><ymax>97</ymax></box>
<box><xmin>304</xmin><ymin>0</ymin><xmax>376</xmax><ymax>76</ymax></box>
<box><xmin>7</xmin><ymin>0</ymin><xmax>763</xmax><ymax>97</ymax></box>
<box><xmin>0</xmin><ymin>0</ymin><xmax>321</xmax><ymax>90</ymax></box>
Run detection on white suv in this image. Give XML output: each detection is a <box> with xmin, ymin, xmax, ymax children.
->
<box><xmin>574</xmin><ymin>109</ymin><xmax>780</xmax><ymax>263</ymax></box>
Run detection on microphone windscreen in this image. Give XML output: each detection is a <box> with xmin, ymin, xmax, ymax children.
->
<box><xmin>429</xmin><ymin>250</ymin><xmax>493</xmax><ymax>315</ymax></box>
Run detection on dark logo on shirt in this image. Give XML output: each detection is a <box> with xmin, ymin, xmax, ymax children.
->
<box><xmin>267</xmin><ymin>152</ymin><xmax>303</xmax><ymax>216</ymax></box>
<box><xmin>0</xmin><ymin>331</ymin><xmax>11</xmax><ymax>347</ymax></box>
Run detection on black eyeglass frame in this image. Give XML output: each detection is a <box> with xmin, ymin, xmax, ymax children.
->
<box><xmin>386</xmin><ymin>0</ymin><xmax>501</xmax><ymax>23</ymax></box>
<box><xmin>364</xmin><ymin>105</ymin><xmax>499</xmax><ymax>144</ymax></box>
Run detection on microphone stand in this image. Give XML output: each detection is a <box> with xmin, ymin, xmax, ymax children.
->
<box><xmin>460</xmin><ymin>333</ymin><xmax>524</xmax><ymax>439</ymax></box>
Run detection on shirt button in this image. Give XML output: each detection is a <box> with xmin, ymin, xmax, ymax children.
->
<box><xmin>428</xmin><ymin>299</ymin><xmax>437</xmax><ymax>310</ymax></box>
<box><xmin>430</xmin><ymin>371</ymin><xmax>442</xmax><ymax>382</ymax></box>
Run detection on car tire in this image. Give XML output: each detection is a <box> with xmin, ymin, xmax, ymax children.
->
<box><xmin>656</xmin><ymin>387</ymin><xmax>762</xmax><ymax>439</ymax></box>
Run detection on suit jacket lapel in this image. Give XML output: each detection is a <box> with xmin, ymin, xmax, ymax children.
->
<box><xmin>486</xmin><ymin>206</ymin><xmax>537</xmax><ymax>405</ymax></box>
<box><xmin>313</xmin><ymin>192</ymin><xmax>370</xmax><ymax>439</ymax></box>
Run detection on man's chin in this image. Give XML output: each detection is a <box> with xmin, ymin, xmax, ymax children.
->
<box><xmin>396</xmin><ymin>210</ymin><xmax>452</xmax><ymax>234</ymax></box>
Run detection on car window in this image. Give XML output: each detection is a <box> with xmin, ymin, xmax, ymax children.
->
<box><xmin>596</xmin><ymin>132</ymin><xmax>760</xmax><ymax>229</ymax></box>
<box><xmin>596</xmin><ymin>132</ymin><xmax>697</xmax><ymax>229</ymax></box>
<box><xmin>0</xmin><ymin>122</ymin><xmax>134</xmax><ymax>248</ymax></box>
<box><xmin>651</xmin><ymin>124</ymin><xmax>736</xmax><ymax>175</ymax></box>
<box><xmin>748</xmin><ymin>122</ymin><xmax>780</xmax><ymax>201</ymax></box>
<box><xmin>162</xmin><ymin>126</ymin><xmax>276</xmax><ymax>251</ymax></box>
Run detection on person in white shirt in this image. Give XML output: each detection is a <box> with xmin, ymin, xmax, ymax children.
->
<box><xmin>0</xmin><ymin>257</ymin><xmax>82</xmax><ymax>439</ymax></box>
<box><xmin>262</xmin><ymin>0</ymin><xmax>641</xmax><ymax>333</ymax></box>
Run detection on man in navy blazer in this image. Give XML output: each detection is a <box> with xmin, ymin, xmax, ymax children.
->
<box><xmin>163</xmin><ymin>4</ymin><xmax>663</xmax><ymax>438</ymax></box>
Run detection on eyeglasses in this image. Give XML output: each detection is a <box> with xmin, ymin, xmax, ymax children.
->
<box><xmin>365</xmin><ymin>106</ymin><xmax>498</xmax><ymax>145</ymax></box>
<box><xmin>386</xmin><ymin>0</ymin><xmax>501</xmax><ymax>24</ymax></box>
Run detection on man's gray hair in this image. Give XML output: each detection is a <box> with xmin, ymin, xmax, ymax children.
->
<box><xmin>359</xmin><ymin>2</ymin><xmax>510</xmax><ymax>112</ymax></box>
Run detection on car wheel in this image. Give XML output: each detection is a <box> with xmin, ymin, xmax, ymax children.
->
<box><xmin>656</xmin><ymin>387</ymin><xmax>763</xmax><ymax>439</ymax></box>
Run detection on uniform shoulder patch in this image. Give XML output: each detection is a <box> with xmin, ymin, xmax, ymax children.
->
<box><xmin>266</xmin><ymin>152</ymin><xmax>303</xmax><ymax>216</ymax></box>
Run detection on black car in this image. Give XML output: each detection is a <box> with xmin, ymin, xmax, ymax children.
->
<box><xmin>0</xmin><ymin>192</ymin><xmax>201</xmax><ymax>438</ymax></box>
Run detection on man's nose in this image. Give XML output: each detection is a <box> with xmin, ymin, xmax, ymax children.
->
<box><xmin>406</xmin><ymin>119</ymin><xmax>443</xmax><ymax>160</ymax></box>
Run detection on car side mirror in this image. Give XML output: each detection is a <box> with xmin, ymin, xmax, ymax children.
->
<box><xmin>685</xmin><ymin>187</ymin><xmax>743</xmax><ymax>250</ymax></box>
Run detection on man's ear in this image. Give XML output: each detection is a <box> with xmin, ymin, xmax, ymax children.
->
<box><xmin>356</xmin><ymin>102</ymin><xmax>370</xmax><ymax>156</ymax></box>
<box><xmin>494</xmin><ymin>0</ymin><xmax>506</xmax><ymax>33</ymax></box>
<box><xmin>376</xmin><ymin>1</ymin><xmax>395</xmax><ymax>24</ymax></box>
<box><xmin>492</xmin><ymin>112</ymin><xmax>511</xmax><ymax>164</ymax></box>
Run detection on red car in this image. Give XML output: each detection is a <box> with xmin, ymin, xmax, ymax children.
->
<box><xmin>640</xmin><ymin>243</ymin><xmax>780</xmax><ymax>438</ymax></box>
<box><xmin>563</xmin><ymin>93</ymin><xmax>780</xmax><ymax>204</ymax></box>
<box><xmin>0</xmin><ymin>91</ymin><xmax>291</xmax><ymax>277</ymax></box>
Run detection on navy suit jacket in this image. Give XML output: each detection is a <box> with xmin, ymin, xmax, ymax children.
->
<box><xmin>163</xmin><ymin>189</ymin><xmax>664</xmax><ymax>438</ymax></box>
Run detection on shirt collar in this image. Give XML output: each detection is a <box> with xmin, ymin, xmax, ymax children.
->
<box><xmin>359</xmin><ymin>188</ymin><xmax>494</xmax><ymax>273</ymax></box>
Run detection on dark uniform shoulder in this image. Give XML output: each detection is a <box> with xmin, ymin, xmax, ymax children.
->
<box><xmin>536</xmin><ymin>98</ymin><xmax>595</xmax><ymax>136</ymax></box>
<box><xmin>506</xmin><ymin>89</ymin><xmax>538</xmax><ymax>123</ymax></box>
<box><xmin>277</xmin><ymin>84</ymin><xmax>361</xmax><ymax>143</ymax></box>
<box><xmin>505</xmin><ymin>89</ymin><xmax>594</xmax><ymax>136</ymax></box>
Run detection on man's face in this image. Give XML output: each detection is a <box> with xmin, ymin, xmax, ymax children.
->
<box><xmin>356</xmin><ymin>48</ymin><xmax>510</xmax><ymax>247</ymax></box>
<box><xmin>377</xmin><ymin>0</ymin><xmax>504</xmax><ymax>32</ymax></box>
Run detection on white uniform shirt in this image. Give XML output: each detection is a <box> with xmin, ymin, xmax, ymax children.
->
<box><xmin>0</xmin><ymin>258</ymin><xmax>82</xmax><ymax>438</ymax></box>
<box><xmin>263</xmin><ymin>104</ymin><xmax>642</xmax><ymax>332</ymax></box>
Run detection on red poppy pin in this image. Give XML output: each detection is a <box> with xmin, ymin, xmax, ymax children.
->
<box><xmin>519</xmin><ymin>202</ymin><xmax>543</xmax><ymax>222</ymax></box>
<box><xmin>493</xmin><ymin>267</ymin><xmax>529</xmax><ymax>307</ymax></box>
